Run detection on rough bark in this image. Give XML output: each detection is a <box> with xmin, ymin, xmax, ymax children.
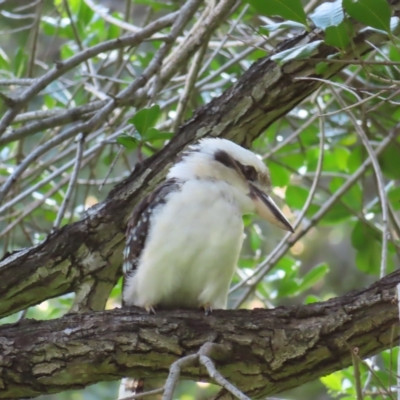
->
<box><xmin>1</xmin><ymin>5</ymin><xmax>399</xmax><ymax>318</ymax></box>
<box><xmin>0</xmin><ymin>268</ymin><xmax>398</xmax><ymax>399</ymax></box>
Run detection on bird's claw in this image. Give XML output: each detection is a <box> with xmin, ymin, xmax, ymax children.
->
<box><xmin>145</xmin><ymin>305</ymin><xmax>156</xmax><ymax>314</ymax></box>
<box><xmin>202</xmin><ymin>303</ymin><xmax>213</xmax><ymax>316</ymax></box>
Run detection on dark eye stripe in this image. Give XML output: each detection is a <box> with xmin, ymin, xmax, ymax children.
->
<box><xmin>214</xmin><ymin>149</ymin><xmax>237</xmax><ymax>169</ymax></box>
<box><xmin>214</xmin><ymin>150</ymin><xmax>258</xmax><ymax>182</ymax></box>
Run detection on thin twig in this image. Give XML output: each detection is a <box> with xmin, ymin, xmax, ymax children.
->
<box><xmin>0</xmin><ymin>9</ymin><xmax>180</xmax><ymax>136</ymax></box>
<box><xmin>350</xmin><ymin>347</ymin><xmax>364</xmax><ymax>400</ymax></box>
<box><xmin>199</xmin><ymin>355</ymin><xmax>250</xmax><ymax>400</ymax></box>
<box><xmin>99</xmin><ymin>146</ymin><xmax>123</xmax><ymax>191</ymax></box>
<box><xmin>53</xmin><ymin>133</ymin><xmax>85</xmax><ymax>229</ymax></box>
<box><xmin>172</xmin><ymin>41</ymin><xmax>209</xmax><ymax>132</ymax></box>
<box><xmin>119</xmin><ymin>387</ymin><xmax>164</xmax><ymax>400</ymax></box>
<box><xmin>198</xmin><ymin>2</ymin><xmax>246</xmax><ymax>76</ymax></box>
<box><xmin>118</xmin><ymin>0</ymin><xmax>202</xmax><ymax>102</ymax></box>
<box><xmin>0</xmin><ymin>124</ymin><xmax>125</xmax><ymax>214</ymax></box>
<box><xmin>163</xmin><ymin>354</ymin><xmax>198</xmax><ymax>400</ymax></box>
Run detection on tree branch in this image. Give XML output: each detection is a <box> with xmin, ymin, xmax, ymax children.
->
<box><xmin>0</xmin><ymin>4</ymin><xmax>399</xmax><ymax>318</ymax></box>
<box><xmin>0</xmin><ymin>268</ymin><xmax>399</xmax><ymax>399</ymax></box>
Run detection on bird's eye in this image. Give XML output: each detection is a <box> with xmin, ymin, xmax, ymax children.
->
<box><xmin>242</xmin><ymin>165</ymin><xmax>257</xmax><ymax>181</ymax></box>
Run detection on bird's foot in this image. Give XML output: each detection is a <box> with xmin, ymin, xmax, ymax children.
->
<box><xmin>145</xmin><ymin>305</ymin><xmax>156</xmax><ymax>314</ymax></box>
<box><xmin>201</xmin><ymin>303</ymin><xmax>213</xmax><ymax>316</ymax></box>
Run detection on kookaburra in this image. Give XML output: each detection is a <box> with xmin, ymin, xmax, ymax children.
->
<box><xmin>122</xmin><ymin>138</ymin><xmax>293</xmax><ymax>313</ymax></box>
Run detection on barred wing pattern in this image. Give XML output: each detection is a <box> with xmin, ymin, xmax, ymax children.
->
<box><xmin>122</xmin><ymin>178</ymin><xmax>182</xmax><ymax>278</ymax></box>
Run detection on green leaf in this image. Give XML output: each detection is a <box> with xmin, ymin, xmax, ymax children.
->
<box><xmin>379</xmin><ymin>145</ymin><xmax>400</xmax><ymax>179</ymax></box>
<box><xmin>321</xmin><ymin>203</ymin><xmax>351</xmax><ymax>224</ymax></box>
<box><xmin>280</xmin><ymin>153</ymin><xmax>305</xmax><ymax>170</ymax></box>
<box><xmin>325</xmin><ymin>21</ymin><xmax>351</xmax><ymax>50</ymax></box>
<box><xmin>304</xmin><ymin>295</ymin><xmax>320</xmax><ymax>304</ymax></box>
<box><xmin>306</xmin><ymin>147</ymin><xmax>336</xmax><ymax>172</ymax></box>
<box><xmin>351</xmin><ymin>221</ymin><xmax>379</xmax><ymax>251</ymax></box>
<box><xmin>347</xmin><ymin>146</ymin><xmax>363</xmax><ymax>173</ymax></box>
<box><xmin>65</xmin><ymin>0</ymin><xmax>80</xmax><ymax>13</ymax></box>
<box><xmin>343</xmin><ymin>0</ymin><xmax>391</xmax><ymax>33</ymax></box>
<box><xmin>296</xmin><ymin>263</ymin><xmax>330</xmax><ymax>294</ymax></box>
<box><xmin>275</xmin><ymin>268</ymin><xmax>299</xmax><ymax>296</ymax></box>
<box><xmin>274</xmin><ymin>257</ymin><xmax>300</xmax><ymax>298</ymax></box>
<box><xmin>249</xmin><ymin>225</ymin><xmax>262</xmax><ymax>252</ymax></box>
<box><xmin>77</xmin><ymin>0</ymin><xmax>94</xmax><ymax>26</ymax></box>
<box><xmin>315</xmin><ymin>61</ymin><xmax>328</xmax><ymax>75</ymax></box>
<box><xmin>330</xmin><ymin>178</ymin><xmax>362</xmax><ymax>210</ymax></box>
<box><xmin>333</xmin><ymin>146</ymin><xmax>350</xmax><ymax>171</ymax></box>
<box><xmin>299</xmin><ymin>125</ymin><xmax>320</xmax><ymax>146</ymax></box>
<box><xmin>388</xmin><ymin>186</ymin><xmax>400</xmax><ymax>210</ymax></box>
<box><xmin>321</xmin><ymin>371</ymin><xmax>344</xmax><ymax>393</ymax></box>
<box><xmin>107</xmin><ymin>13</ymin><xmax>122</xmax><ymax>39</ymax></box>
<box><xmin>13</xmin><ymin>48</ymin><xmax>28</xmax><ymax>77</ymax></box>
<box><xmin>310</xmin><ymin>0</ymin><xmax>344</xmax><ymax>30</ymax></box>
<box><xmin>60</xmin><ymin>43</ymin><xmax>75</xmax><ymax>60</ymax></box>
<box><xmin>355</xmin><ymin>241</ymin><xmax>381</xmax><ymax>274</ymax></box>
<box><xmin>285</xmin><ymin>185</ymin><xmax>308</xmax><ymax>209</ymax></box>
<box><xmin>117</xmin><ymin>134</ymin><xmax>138</xmax><ymax>150</ymax></box>
<box><xmin>0</xmin><ymin>47</ymin><xmax>10</xmax><ymax>69</ymax></box>
<box><xmin>41</xmin><ymin>16</ymin><xmax>74</xmax><ymax>39</ymax></box>
<box><xmin>129</xmin><ymin>105</ymin><xmax>161</xmax><ymax>136</ymax></box>
<box><xmin>268</xmin><ymin>161</ymin><xmax>291</xmax><ymax>187</ymax></box>
<box><xmin>271</xmin><ymin>41</ymin><xmax>323</xmax><ymax>64</ymax></box>
<box><xmin>246</xmin><ymin>0</ymin><xmax>308</xmax><ymax>26</ymax></box>
<box><xmin>144</xmin><ymin>128</ymin><xmax>174</xmax><ymax>142</ymax></box>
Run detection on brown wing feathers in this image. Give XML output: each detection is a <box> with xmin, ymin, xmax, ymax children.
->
<box><xmin>122</xmin><ymin>178</ymin><xmax>182</xmax><ymax>277</ymax></box>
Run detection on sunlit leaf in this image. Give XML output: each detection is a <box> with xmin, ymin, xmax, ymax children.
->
<box><xmin>13</xmin><ymin>48</ymin><xmax>27</xmax><ymax>77</ymax></box>
<box><xmin>310</xmin><ymin>0</ymin><xmax>344</xmax><ymax>30</ymax></box>
<box><xmin>333</xmin><ymin>147</ymin><xmax>350</xmax><ymax>171</ymax></box>
<box><xmin>321</xmin><ymin>371</ymin><xmax>344</xmax><ymax>393</ymax></box>
<box><xmin>0</xmin><ymin>47</ymin><xmax>10</xmax><ymax>69</ymax></box>
<box><xmin>304</xmin><ymin>295</ymin><xmax>320</xmax><ymax>304</ymax></box>
<box><xmin>262</xmin><ymin>20</ymin><xmax>307</xmax><ymax>33</ymax></box>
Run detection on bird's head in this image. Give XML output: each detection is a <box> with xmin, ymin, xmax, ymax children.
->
<box><xmin>168</xmin><ymin>138</ymin><xmax>294</xmax><ymax>232</ymax></box>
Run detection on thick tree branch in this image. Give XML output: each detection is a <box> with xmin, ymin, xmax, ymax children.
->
<box><xmin>0</xmin><ymin>4</ymin><xmax>399</xmax><ymax>318</ymax></box>
<box><xmin>0</xmin><ymin>268</ymin><xmax>399</xmax><ymax>398</ymax></box>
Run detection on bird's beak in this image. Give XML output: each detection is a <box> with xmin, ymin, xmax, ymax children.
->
<box><xmin>250</xmin><ymin>185</ymin><xmax>294</xmax><ymax>233</ymax></box>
